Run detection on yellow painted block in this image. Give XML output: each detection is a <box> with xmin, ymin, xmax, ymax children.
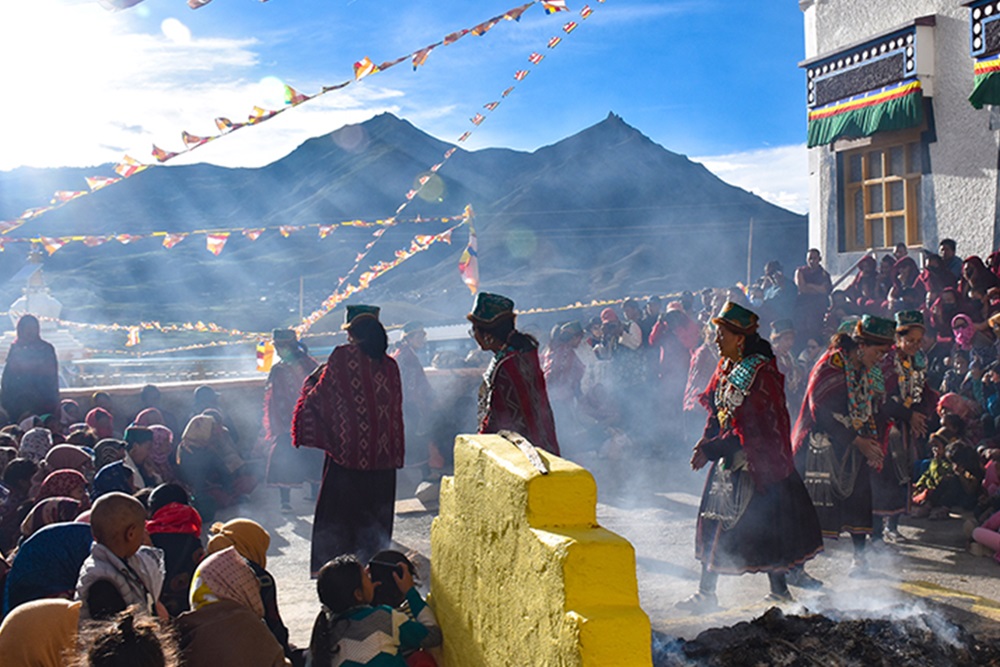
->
<box><xmin>430</xmin><ymin>434</ymin><xmax>652</xmax><ymax>667</ymax></box>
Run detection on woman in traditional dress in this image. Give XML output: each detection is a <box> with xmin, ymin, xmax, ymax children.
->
<box><xmin>872</xmin><ymin>311</ymin><xmax>935</xmax><ymax>544</ymax></box>
<box><xmin>678</xmin><ymin>302</ymin><xmax>823</xmax><ymax>610</ymax></box>
<box><xmin>263</xmin><ymin>329</ymin><xmax>321</xmax><ymax>513</ymax></box>
<box><xmin>792</xmin><ymin>314</ymin><xmax>894</xmax><ymax>576</ymax></box>
<box><xmin>0</xmin><ymin>315</ymin><xmax>59</xmax><ymax>424</ymax></box>
<box><xmin>292</xmin><ymin>305</ymin><xmax>404</xmax><ymax>576</ymax></box>
<box><xmin>468</xmin><ymin>292</ymin><xmax>559</xmax><ymax>455</ymax></box>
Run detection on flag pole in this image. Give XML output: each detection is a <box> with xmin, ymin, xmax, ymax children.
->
<box><xmin>746</xmin><ymin>218</ymin><xmax>754</xmax><ymax>286</ymax></box>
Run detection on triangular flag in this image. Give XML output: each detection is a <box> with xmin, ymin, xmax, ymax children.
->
<box><xmin>353</xmin><ymin>56</ymin><xmax>379</xmax><ymax>80</ymax></box>
<box><xmin>484</xmin><ymin>101</ymin><xmax>500</xmax><ymax>111</ymax></box>
<box><xmin>86</xmin><ymin>176</ymin><xmax>120</xmax><ymax>191</ymax></box>
<box><xmin>151</xmin><ymin>145</ymin><xmax>178</xmax><ymax>162</ymax></box>
<box><xmin>279</xmin><ymin>226</ymin><xmax>299</xmax><ymax>238</ymax></box>
<box><xmin>114</xmin><ymin>156</ymin><xmax>147</xmax><ymax>178</ymax></box>
<box><xmin>457</xmin><ymin>131</ymin><xmax>472</xmax><ymax>142</ymax></box>
<box><xmin>443</xmin><ymin>29</ymin><xmax>469</xmax><ymax>45</ymax></box>
<box><xmin>162</xmin><ymin>233</ymin><xmax>186</xmax><ymax>249</ymax></box>
<box><xmin>542</xmin><ymin>0</ymin><xmax>569</xmax><ymax>14</ymax></box>
<box><xmin>206</xmin><ymin>233</ymin><xmax>230</xmax><ymax>256</ymax></box>
<box><xmin>215</xmin><ymin>117</ymin><xmax>242</xmax><ymax>132</ymax></box>
<box><xmin>116</xmin><ymin>234</ymin><xmax>139</xmax><ymax>244</ymax></box>
<box><xmin>581</xmin><ymin>4</ymin><xmax>593</xmax><ymax>18</ymax></box>
<box><xmin>528</xmin><ymin>52</ymin><xmax>544</xmax><ymax>65</ymax></box>
<box><xmin>50</xmin><ymin>191</ymin><xmax>86</xmax><ymax>204</ymax></box>
<box><xmin>563</xmin><ymin>21</ymin><xmax>578</xmax><ymax>33</ymax></box>
<box><xmin>412</xmin><ymin>46</ymin><xmax>435</xmax><ymax>70</ymax></box>
<box><xmin>40</xmin><ymin>237</ymin><xmax>68</xmax><ymax>255</ymax></box>
<box><xmin>470</xmin><ymin>113</ymin><xmax>485</xmax><ymax>126</ymax></box>
<box><xmin>318</xmin><ymin>225</ymin><xmax>335</xmax><ymax>239</ymax></box>
<box><xmin>82</xmin><ymin>236</ymin><xmax>110</xmax><ymax>247</ymax></box>
<box><xmin>284</xmin><ymin>84</ymin><xmax>310</xmax><ymax>105</ymax></box>
<box><xmin>458</xmin><ymin>222</ymin><xmax>479</xmax><ymax>294</ymax></box>
<box><xmin>548</xmin><ymin>36</ymin><xmax>562</xmax><ymax>48</ymax></box>
<box><xmin>248</xmin><ymin>106</ymin><xmax>278</xmax><ymax>124</ymax></box>
<box><xmin>181</xmin><ymin>131</ymin><xmax>210</xmax><ymax>148</ymax></box>
<box><xmin>472</xmin><ymin>18</ymin><xmax>500</xmax><ymax>36</ymax></box>
<box><xmin>514</xmin><ymin>70</ymin><xmax>529</xmax><ymax>81</ymax></box>
<box><xmin>502</xmin><ymin>86</ymin><xmax>515</xmax><ymax>97</ymax></box>
<box><xmin>505</xmin><ymin>3</ymin><xmax>532</xmax><ymax>21</ymax></box>
<box><xmin>444</xmin><ymin>147</ymin><xmax>457</xmax><ymax>159</ymax></box>
<box><xmin>243</xmin><ymin>228</ymin><xmax>264</xmax><ymax>241</ymax></box>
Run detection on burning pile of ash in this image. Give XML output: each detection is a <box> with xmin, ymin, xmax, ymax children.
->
<box><xmin>653</xmin><ymin>606</ymin><xmax>1000</xmax><ymax>667</ymax></box>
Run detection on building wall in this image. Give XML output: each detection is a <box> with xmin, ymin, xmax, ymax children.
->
<box><xmin>802</xmin><ymin>0</ymin><xmax>1000</xmax><ymax>275</ymax></box>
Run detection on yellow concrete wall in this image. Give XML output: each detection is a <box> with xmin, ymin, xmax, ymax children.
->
<box><xmin>430</xmin><ymin>434</ymin><xmax>652</xmax><ymax>667</ymax></box>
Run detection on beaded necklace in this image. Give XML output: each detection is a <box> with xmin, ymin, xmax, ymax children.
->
<box><xmin>840</xmin><ymin>350</ymin><xmax>884</xmax><ymax>436</ymax></box>
<box><xmin>893</xmin><ymin>349</ymin><xmax>926</xmax><ymax>409</ymax></box>
<box><xmin>715</xmin><ymin>353</ymin><xmax>768</xmax><ymax>429</ymax></box>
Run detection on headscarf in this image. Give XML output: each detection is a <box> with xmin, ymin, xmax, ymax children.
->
<box><xmin>0</xmin><ymin>598</ymin><xmax>82</xmax><ymax>667</ymax></box>
<box><xmin>19</xmin><ymin>428</ymin><xmax>53</xmax><ymax>464</ymax></box>
<box><xmin>20</xmin><ymin>497</ymin><xmax>82</xmax><ymax>538</ymax></box>
<box><xmin>43</xmin><ymin>444</ymin><xmax>92</xmax><ymax>474</ymax></box>
<box><xmin>148</xmin><ymin>424</ymin><xmax>175</xmax><ymax>482</ymax></box>
<box><xmin>18</xmin><ymin>416</ymin><xmax>40</xmax><ymax>432</ymax></box>
<box><xmin>938</xmin><ymin>392</ymin><xmax>981</xmax><ymax>422</ymax></box>
<box><xmin>189</xmin><ymin>546</ymin><xmax>264</xmax><ymax>617</ymax></box>
<box><xmin>206</xmin><ymin>518</ymin><xmax>270</xmax><ymax>569</ymax></box>
<box><xmin>93</xmin><ymin>438</ymin><xmax>126</xmax><ymax>469</ymax></box>
<box><xmin>2</xmin><ymin>523</ymin><xmax>94</xmax><ymax>616</ymax></box>
<box><xmin>37</xmin><ymin>469</ymin><xmax>88</xmax><ymax>505</ymax></box>
<box><xmin>962</xmin><ymin>255</ymin><xmax>1000</xmax><ymax>292</ymax></box>
<box><xmin>91</xmin><ymin>460</ymin><xmax>134</xmax><ymax>499</ymax></box>
<box><xmin>85</xmin><ymin>408</ymin><xmax>114</xmax><ymax>440</ymax></box>
<box><xmin>952</xmin><ymin>314</ymin><xmax>975</xmax><ymax>351</ymax></box>
<box><xmin>59</xmin><ymin>399</ymin><xmax>80</xmax><ymax>428</ymax></box>
<box><xmin>147</xmin><ymin>502</ymin><xmax>202</xmax><ymax>536</ymax></box>
<box><xmin>599</xmin><ymin>307</ymin><xmax>619</xmax><ymax>324</ymax></box>
<box><xmin>134</xmin><ymin>408</ymin><xmax>165</xmax><ymax>426</ymax></box>
<box><xmin>179</xmin><ymin>415</ymin><xmax>214</xmax><ymax>453</ymax></box>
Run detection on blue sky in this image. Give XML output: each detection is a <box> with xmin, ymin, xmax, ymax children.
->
<box><xmin>0</xmin><ymin>0</ymin><xmax>809</xmax><ymax>211</ymax></box>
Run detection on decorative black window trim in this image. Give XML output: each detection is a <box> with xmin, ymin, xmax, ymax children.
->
<box><xmin>967</xmin><ymin>0</ymin><xmax>1000</xmax><ymax>57</ymax></box>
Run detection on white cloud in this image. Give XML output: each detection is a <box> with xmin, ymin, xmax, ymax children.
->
<box><xmin>0</xmin><ymin>0</ymin><xmax>411</xmax><ymax>171</ymax></box>
<box><xmin>692</xmin><ymin>144</ymin><xmax>809</xmax><ymax>214</ymax></box>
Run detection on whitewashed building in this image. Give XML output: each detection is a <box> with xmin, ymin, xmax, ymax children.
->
<box><xmin>800</xmin><ymin>0</ymin><xmax>1000</xmax><ymax>274</ymax></box>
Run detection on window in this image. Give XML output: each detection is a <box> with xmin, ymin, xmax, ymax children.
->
<box><xmin>842</xmin><ymin>137</ymin><xmax>922</xmax><ymax>252</ymax></box>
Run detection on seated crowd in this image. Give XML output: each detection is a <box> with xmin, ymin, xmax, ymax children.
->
<box><xmin>0</xmin><ymin>386</ymin><xmax>440</xmax><ymax>667</ymax></box>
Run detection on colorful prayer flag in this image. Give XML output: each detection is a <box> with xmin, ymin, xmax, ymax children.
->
<box><xmin>116</xmin><ymin>234</ymin><xmax>139</xmax><ymax>244</ymax></box>
<box><xmin>284</xmin><ymin>84</ymin><xmax>310</xmax><ymax>105</ymax></box>
<box><xmin>279</xmin><ymin>226</ymin><xmax>300</xmax><ymax>238</ymax></box>
<box><xmin>563</xmin><ymin>21</ymin><xmax>577</xmax><ymax>33</ymax></box>
<box><xmin>181</xmin><ymin>131</ymin><xmax>210</xmax><ymax>148</ymax></box>
<box><xmin>543</xmin><ymin>0</ymin><xmax>569</xmax><ymax>14</ymax></box>
<box><xmin>82</xmin><ymin>236</ymin><xmax>110</xmax><ymax>247</ymax></box>
<box><xmin>444</xmin><ymin>29</ymin><xmax>469</xmax><ymax>45</ymax></box>
<box><xmin>151</xmin><ymin>145</ymin><xmax>178</xmax><ymax>163</ymax></box>
<box><xmin>125</xmin><ymin>327</ymin><xmax>141</xmax><ymax>347</ymax></box>
<box><xmin>318</xmin><ymin>225</ymin><xmax>335</xmax><ymax>239</ymax></box>
<box><xmin>215</xmin><ymin>117</ymin><xmax>241</xmax><ymax>132</ymax></box>
<box><xmin>256</xmin><ymin>340</ymin><xmax>274</xmax><ymax>373</ymax></box>
<box><xmin>50</xmin><ymin>191</ymin><xmax>86</xmax><ymax>204</ymax></box>
<box><xmin>114</xmin><ymin>156</ymin><xmax>147</xmax><ymax>178</ymax></box>
<box><xmin>248</xmin><ymin>106</ymin><xmax>278</xmax><ymax>124</ymax></box>
<box><xmin>243</xmin><ymin>229</ymin><xmax>264</xmax><ymax>241</ymax></box>
<box><xmin>504</xmin><ymin>3</ymin><xmax>531</xmax><ymax>21</ymax></box>
<box><xmin>40</xmin><ymin>237</ymin><xmax>67</xmax><ymax>255</ymax></box>
<box><xmin>206</xmin><ymin>233</ymin><xmax>229</xmax><ymax>256</ymax></box>
<box><xmin>514</xmin><ymin>70</ymin><xmax>529</xmax><ymax>81</ymax></box>
<box><xmin>471</xmin><ymin>113</ymin><xmax>485</xmax><ymax>126</ymax></box>
<box><xmin>412</xmin><ymin>46</ymin><xmax>435</xmax><ymax>70</ymax></box>
<box><xmin>472</xmin><ymin>18</ymin><xmax>500</xmax><ymax>36</ymax></box>
<box><xmin>458</xmin><ymin>222</ymin><xmax>479</xmax><ymax>294</ymax></box>
<box><xmin>85</xmin><ymin>176</ymin><xmax>120</xmax><ymax>191</ymax></box>
<box><xmin>528</xmin><ymin>52</ymin><xmax>544</xmax><ymax>65</ymax></box>
<box><xmin>354</xmin><ymin>57</ymin><xmax>379</xmax><ymax>80</ymax></box>
<box><xmin>444</xmin><ymin>147</ymin><xmax>457</xmax><ymax>158</ymax></box>
<box><xmin>548</xmin><ymin>36</ymin><xmax>562</xmax><ymax>48</ymax></box>
<box><xmin>484</xmin><ymin>101</ymin><xmax>500</xmax><ymax>111</ymax></box>
<box><xmin>502</xmin><ymin>86</ymin><xmax>515</xmax><ymax>97</ymax></box>
<box><xmin>580</xmin><ymin>4</ymin><xmax>593</xmax><ymax>18</ymax></box>
<box><xmin>458</xmin><ymin>131</ymin><xmax>472</xmax><ymax>142</ymax></box>
<box><xmin>162</xmin><ymin>234</ymin><xmax>186</xmax><ymax>249</ymax></box>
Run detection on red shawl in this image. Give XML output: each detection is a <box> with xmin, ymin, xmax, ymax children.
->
<box><xmin>291</xmin><ymin>344</ymin><xmax>404</xmax><ymax>470</ymax></box>
<box><xmin>262</xmin><ymin>354</ymin><xmax>317</xmax><ymax>443</ymax></box>
<box><xmin>700</xmin><ymin>357</ymin><xmax>795</xmax><ymax>489</ymax></box>
<box><xmin>479</xmin><ymin>348</ymin><xmax>560</xmax><ymax>456</ymax></box>
<box><xmin>791</xmin><ymin>349</ymin><xmax>849</xmax><ymax>456</ymax></box>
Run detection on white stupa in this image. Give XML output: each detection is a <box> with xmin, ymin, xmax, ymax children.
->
<box><xmin>0</xmin><ymin>247</ymin><xmax>86</xmax><ymax>364</ymax></box>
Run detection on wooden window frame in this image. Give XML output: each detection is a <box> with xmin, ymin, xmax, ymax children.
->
<box><xmin>838</xmin><ymin>130</ymin><xmax>922</xmax><ymax>252</ymax></box>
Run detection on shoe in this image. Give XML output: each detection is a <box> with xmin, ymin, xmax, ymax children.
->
<box><xmin>674</xmin><ymin>592</ymin><xmax>719</xmax><ymax>612</ymax></box>
<box><xmin>786</xmin><ymin>568</ymin><xmax>823</xmax><ymax>590</ymax></box>
<box><xmin>969</xmin><ymin>542</ymin><xmax>993</xmax><ymax>558</ymax></box>
<box><xmin>280</xmin><ymin>503</ymin><xmax>293</xmax><ymax>514</ymax></box>
<box><xmin>764</xmin><ymin>590</ymin><xmax>795</xmax><ymax>604</ymax></box>
<box><xmin>883</xmin><ymin>529</ymin><xmax>906</xmax><ymax>544</ymax></box>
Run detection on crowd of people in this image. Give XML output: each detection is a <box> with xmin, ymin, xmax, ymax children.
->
<box><xmin>4</xmin><ymin>234</ymin><xmax>1000</xmax><ymax>662</ymax></box>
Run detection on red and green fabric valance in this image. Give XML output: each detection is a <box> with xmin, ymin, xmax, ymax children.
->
<box><xmin>807</xmin><ymin>78</ymin><xmax>923</xmax><ymax>148</ymax></box>
<box><xmin>970</xmin><ymin>54</ymin><xmax>1000</xmax><ymax>109</ymax></box>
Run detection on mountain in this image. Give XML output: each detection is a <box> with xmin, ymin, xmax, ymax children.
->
<box><xmin>0</xmin><ymin>113</ymin><xmax>806</xmax><ymax>336</ymax></box>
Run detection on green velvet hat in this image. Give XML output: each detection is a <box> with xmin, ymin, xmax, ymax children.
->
<box><xmin>837</xmin><ymin>317</ymin><xmax>860</xmax><ymax>335</ymax></box>
<box><xmin>560</xmin><ymin>320</ymin><xmax>584</xmax><ymax>337</ymax></box>
<box><xmin>770</xmin><ymin>318</ymin><xmax>795</xmax><ymax>337</ymax></box>
<box><xmin>894</xmin><ymin>310</ymin><xmax>925</xmax><ymax>332</ymax></box>
<box><xmin>467</xmin><ymin>292</ymin><xmax>515</xmax><ymax>325</ymax></box>
<box><xmin>402</xmin><ymin>321</ymin><xmax>424</xmax><ymax>334</ymax></box>
<box><xmin>711</xmin><ymin>301</ymin><xmax>759</xmax><ymax>335</ymax></box>
<box><xmin>342</xmin><ymin>304</ymin><xmax>381</xmax><ymax>330</ymax></box>
<box><xmin>271</xmin><ymin>328</ymin><xmax>297</xmax><ymax>344</ymax></box>
<box><xmin>854</xmin><ymin>314</ymin><xmax>895</xmax><ymax>344</ymax></box>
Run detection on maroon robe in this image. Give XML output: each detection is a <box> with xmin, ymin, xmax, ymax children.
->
<box><xmin>478</xmin><ymin>347</ymin><xmax>560</xmax><ymax>456</ymax></box>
